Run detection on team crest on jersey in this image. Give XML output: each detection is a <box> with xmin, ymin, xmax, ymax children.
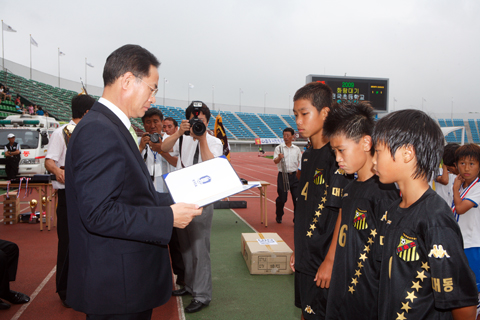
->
<box><xmin>396</xmin><ymin>234</ymin><xmax>420</xmax><ymax>262</ymax></box>
<box><xmin>428</xmin><ymin>245</ymin><xmax>451</xmax><ymax>259</ymax></box>
<box><xmin>304</xmin><ymin>305</ymin><xmax>315</xmax><ymax>314</ymax></box>
<box><xmin>335</xmin><ymin>168</ymin><xmax>347</xmax><ymax>175</ymax></box>
<box><xmin>313</xmin><ymin>169</ymin><xmax>325</xmax><ymax>185</ymax></box>
<box><xmin>353</xmin><ymin>208</ymin><xmax>368</xmax><ymax>230</ymax></box>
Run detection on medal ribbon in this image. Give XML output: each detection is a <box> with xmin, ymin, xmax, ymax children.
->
<box><xmin>452</xmin><ymin>176</ymin><xmax>479</xmax><ymax>221</ymax></box>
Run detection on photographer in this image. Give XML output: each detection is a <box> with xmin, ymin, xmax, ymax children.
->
<box><xmin>162</xmin><ymin>101</ymin><xmax>223</xmax><ymax>314</ymax></box>
<box><xmin>139</xmin><ymin>108</ymin><xmax>177</xmax><ymax>192</ymax></box>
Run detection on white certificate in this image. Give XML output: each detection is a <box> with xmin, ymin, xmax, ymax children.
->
<box><xmin>162</xmin><ymin>156</ymin><xmax>260</xmax><ymax>207</ymax></box>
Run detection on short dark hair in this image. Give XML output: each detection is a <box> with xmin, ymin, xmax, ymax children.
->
<box><xmin>372</xmin><ymin>109</ymin><xmax>443</xmax><ymax>181</ymax></box>
<box><xmin>455</xmin><ymin>143</ymin><xmax>480</xmax><ymax>164</ymax></box>
<box><xmin>443</xmin><ymin>143</ymin><xmax>460</xmax><ymax>166</ymax></box>
<box><xmin>103</xmin><ymin>44</ymin><xmax>160</xmax><ymax>86</ymax></box>
<box><xmin>185</xmin><ymin>101</ymin><xmax>211</xmax><ymax>123</ymax></box>
<box><xmin>71</xmin><ymin>94</ymin><xmax>96</xmax><ymax>119</ymax></box>
<box><xmin>293</xmin><ymin>82</ymin><xmax>333</xmax><ymax>113</ymax></box>
<box><xmin>324</xmin><ymin>101</ymin><xmax>376</xmax><ymax>155</ymax></box>
<box><xmin>164</xmin><ymin>117</ymin><xmax>178</xmax><ymax>127</ymax></box>
<box><xmin>283</xmin><ymin>127</ymin><xmax>295</xmax><ymax>136</ymax></box>
<box><xmin>141</xmin><ymin>108</ymin><xmax>164</xmax><ymax>124</ymax></box>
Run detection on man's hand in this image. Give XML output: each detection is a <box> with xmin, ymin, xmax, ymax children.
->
<box><xmin>139</xmin><ymin>133</ymin><xmax>150</xmax><ymax>151</ymax></box>
<box><xmin>290</xmin><ymin>252</ymin><xmax>295</xmax><ymax>272</ymax></box>
<box><xmin>56</xmin><ymin>169</ymin><xmax>65</xmax><ymax>184</ymax></box>
<box><xmin>314</xmin><ymin>258</ymin><xmax>334</xmax><ymax>288</ymax></box>
<box><xmin>149</xmin><ymin>140</ymin><xmax>163</xmax><ymax>153</ymax></box>
<box><xmin>171</xmin><ymin>203</ymin><xmax>203</xmax><ymax>229</ymax></box>
<box><xmin>178</xmin><ymin>120</ymin><xmax>190</xmax><ymax>136</ymax></box>
<box><xmin>278</xmin><ymin>153</ymin><xmax>284</xmax><ymax>160</ymax></box>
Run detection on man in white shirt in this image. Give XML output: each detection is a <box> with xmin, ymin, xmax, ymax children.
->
<box><xmin>45</xmin><ymin>94</ymin><xmax>96</xmax><ymax>307</ymax></box>
<box><xmin>138</xmin><ymin>108</ymin><xmax>177</xmax><ymax>192</ymax></box>
<box><xmin>273</xmin><ymin>127</ymin><xmax>302</xmax><ymax>223</ymax></box>
<box><xmin>162</xmin><ymin>101</ymin><xmax>223</xmax><ymax>314</ymax></box>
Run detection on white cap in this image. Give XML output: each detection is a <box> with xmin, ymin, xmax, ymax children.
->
<box><xmin>7</xmin><ymin>133</ymin><xmax>15</xmax><ymax>138</ymax></box>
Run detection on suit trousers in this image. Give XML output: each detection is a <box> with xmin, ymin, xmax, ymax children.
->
<box><xmin>177</xmin><ymin>204</ymin><xmax>214</xmax><ymax>304</ymax></box>
<box><xmin>0</xmin><ymin>239</ymin><xmax>19</xmax><ymax>297</ymax></box>
<box><xmin>55</xmin><ymin>189</ymin><xmax>69</xmax><ymax>301</ymax></box>
<box><xmin>275</xmin><ymin>172</ymin><xmax>299</xmax><ymax>220</ymax></box>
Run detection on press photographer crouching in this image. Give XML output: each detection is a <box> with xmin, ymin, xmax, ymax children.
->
<box><xmin>139</xmin><ymin>108</ymin><xmax>177</xmax><ymax>192</ymax></box>
<box><xmin>161</xmin><ymin>101</ymin><xmax>223</xmax><ymax>313</ymax></box>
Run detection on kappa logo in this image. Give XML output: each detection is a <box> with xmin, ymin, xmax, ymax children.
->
<box><xmin>353</xmin><ymin>208</ymin><xmax>368</xmax><ymax>230</ymax></box>
<box><xmin>304</xmin><ymin>305</ymin><xmax>315</xmax><ymax>314</ymax></box>
<box><xmin>428</xmin><ymin>245</ymin><xmax>451</xmax><ymax>259</ymax></box>
<box><xmin>335</xmin><ymin>168</ymin><xmax>347</xmax><ymax>175</ymax></box>
<box><xmin>396</xmin><ymin>234</ymin><xmax>419</xmax><ymax>262</ymax></box>
<box><xmin>313</xmin><ymin>168</ymin><xmax>325</xmax><ymax>185</ymax></box>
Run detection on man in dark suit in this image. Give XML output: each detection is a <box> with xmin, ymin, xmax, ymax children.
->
<box><xmin>65</xmin><ymin>44</ymin><xmax>202</xmax><ymax>320</ymax></box>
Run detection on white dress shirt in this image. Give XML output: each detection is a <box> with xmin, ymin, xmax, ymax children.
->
<box><xmin>273</xmin><ymin>143</ymin><xmax>302</xmax><ymax>173</ymax></box>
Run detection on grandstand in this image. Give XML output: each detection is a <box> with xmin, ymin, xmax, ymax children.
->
<box><xmin>5</xmin><ymin>68</ymin><xmax>480</xmax><ymax>145</ymax></box>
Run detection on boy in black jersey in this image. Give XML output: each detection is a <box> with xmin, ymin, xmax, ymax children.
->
<box><xmin>372</xmin><ymin>109</ymin><xmax>478</xmax><ymax>320</ymax></box>
<box><xmin>291</xmin><ymin>82</ymin><xmax>351</xmax><ymax>320</ymax></box>
<box><xmin>322</xmin><ymin>102</ymin><xmax>400</xmax><ymax>320</ymax></box>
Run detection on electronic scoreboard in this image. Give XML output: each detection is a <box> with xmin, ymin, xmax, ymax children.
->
<box><xmin>306</xmin><ymin>75</ymin><xmax>389</xmax><ymax>112</ymax></box>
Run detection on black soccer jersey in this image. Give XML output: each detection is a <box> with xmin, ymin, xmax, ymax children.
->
<box><xmin>378</xmin><ymin>188</ymin><xmax>478</xmax><ymax>320</ymax></box>
<box><xmin>294</xmin><ymin>143</ymin><xmax>351</xmax><ymax>276</ymax></box>
<box><xmin>326</xmin><ymin>175</ymin><xmax>399</xmax><ymax>320</ymax></box>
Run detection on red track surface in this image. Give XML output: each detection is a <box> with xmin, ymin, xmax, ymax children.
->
<box><xmin>0</xmin><ymin>152</ymin><xmax>295</xmax><ymax>320</ymax></box>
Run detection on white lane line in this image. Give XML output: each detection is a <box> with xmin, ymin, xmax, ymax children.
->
<box><xmin>10</xmin><ymin>266</ymin><xmax>56</xmax><ymax>320</ymax></box>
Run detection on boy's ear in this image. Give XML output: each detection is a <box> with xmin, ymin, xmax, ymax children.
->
<box><xmin>363</xmin><ymin>135</ymin><xmax>372</xmax><ymax>152</ymax></box>
<box><xmin>402</xmin><ymin>145</ymin><xmax>415</xmax><ymax>163</ymax></box>
<box><xmin>321</xmin><ymin>107</ymin><xmax>330</xmax><ymax>120</ymax></box>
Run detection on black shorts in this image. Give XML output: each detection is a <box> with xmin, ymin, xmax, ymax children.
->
<box><xmin>295</xmin><ymin>271</ymin><xmax>328</xmax><ymax>320</ymax></box>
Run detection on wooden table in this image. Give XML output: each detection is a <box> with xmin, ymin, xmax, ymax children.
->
<box><xmin>0</xmin><ymin>181</ymin><xmax>56</xmax><ymax>231</ymax></box>
<box><xmin>257</xmin><ymin>181</ymin><xmax>270</xmax><ymax>227</ymax></box>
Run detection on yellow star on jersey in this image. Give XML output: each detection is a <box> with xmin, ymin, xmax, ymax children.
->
<box><xmin>396</xmin><ymin>312</ymin><xmax>407</xmax><ymax>320</ymax></box>
<box><xmin>401</xmin><ymin>301</ymin><xmax>412</xmax><ymax>313</ymax></box>
<box><xmin>324</xmin><ymin>189</ymin><xmax>327</xmax><ymax>195</ymax></box>
<box><xmin>359</xmin><ymin>253</ymin><xmax>368</xmax><ymax>261</ymax></box>
<box><xmin>357</xmin><ymin>261</ymin><xmax>364</xmax><ymax>268</ymax></box>
<box><xmin>411</xmin><ymin>281</ymin><xmax>422</xmax><ymax>292</ymax></box>
<box><xmin>318</xmin><ymin>203</ymin><xmax>325</xmax><ymax>210</ymax></box>
<box><xmin>307</xmin><ymin>231</ymin><xmax>313</xmax><ymax>238</ymax></box>
<box><xmin>416</xmin><ymin>270</ymin><xmax>427</xmax><ymax>282</ymax></box>
<box><xmin>351</xmin><ymin>277</ymin><xmax>358</xmax><ymax>286</ymax></box>
<box><xmin>355</xmin><ymin>269</ymin><xmax>362</xmax><ymax>277</ymax></box>
<box><xmin>370</xmin><ymin>229</ymin><xmax>377</xmax><ymax>237</ymax></box>
<box><xmin>310</xmin><ymin>224</ymin><xmax>316</xmax><ymax>231</ymax></box>
<box><xmin>348</xmin><ymin>286</ymin><xmax>355</xmax><ymax>294</ymax></box>
<box><xmin>381</xmin><ymin>211</ymin><xmax>388</xmax><ymax>221</ymax></box>
<box><xmin>364</xmin><ymin>245</ymin><xmax>371</xmax><ymax>253</ymax></box>
<box><xmin>405</xmin><ymin>291</ymin><xmax>417</xmax><ymax>303</ymax></box>
<box><xmin>367</xmin><ymin>237</ymin><xmax>374</xmax><ymax>245</ymax></box>
<box><xmin>315</xmin><ymin>211</ymin><xmax>321</xmax><ymax>217</ymax></box>
<box><xmin>321</xmin><ymin>196</ymin><xmax>327</xmax><ymax>203</ymax></box>
<box><xmin>313</xmin><ymin>218</ymin><xmax>318</xmax><ymax>223</ymax></box>
<box><xmin>421</xmin><ymin>261</ymin><xmax>430</xmax><ymax>271</ymax></box>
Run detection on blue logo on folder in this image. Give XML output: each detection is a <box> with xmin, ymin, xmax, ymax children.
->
<box><xmin>193</xmin><ymin>175</ymin><xmax>211</xmax><ymax>187</ymax></box>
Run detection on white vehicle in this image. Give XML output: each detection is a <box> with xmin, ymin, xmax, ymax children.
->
<box><xmin>0</xmin><ymin>114</ymin><xmax>60</xmax><ymax>177</ymax></box>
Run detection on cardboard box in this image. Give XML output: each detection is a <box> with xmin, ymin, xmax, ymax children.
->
<box><xmin>241</xmin><ymin>233</ymin><xmax>293</xmax><ymax>275</ymax></box>
<box><xmin>3</xmin><ymin>192</ymin><xmax>18</xmax><ymax>200</ymax></box>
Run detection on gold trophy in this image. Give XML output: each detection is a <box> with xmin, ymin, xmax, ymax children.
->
<box><xmin>41</xmin><ymin>197</ymin><xmax>47</xmax><ymax>223</ymax></box>
<box><xmin>29</xmin><ymin>199</ymin><xmax>38</xmax><ymax>223</ymax></box>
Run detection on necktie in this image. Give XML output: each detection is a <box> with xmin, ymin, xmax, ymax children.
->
<box><xmin>129</xmin><ymin>126</ymin><xmax>138</xmax><ymax>146</ymax></box>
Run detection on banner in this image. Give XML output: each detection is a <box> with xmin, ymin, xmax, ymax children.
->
<box><xmin>255</xmin><ymin>138</ymin><xmax>284</xmax><ymax>145</ymax></box>
<box><xmin>214</xmin><ymin>115</ymin><xmax>230</xmax><ymax>161</ymax></box>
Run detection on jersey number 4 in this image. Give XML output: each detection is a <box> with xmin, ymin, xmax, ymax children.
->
<box><xmin>301</xmin><ymin>182</ymin><xmax>309</xmax><ymax>200</ymax></box>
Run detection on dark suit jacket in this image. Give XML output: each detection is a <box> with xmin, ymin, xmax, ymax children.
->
<box><xmin>65</xmin><ymin>102</ymin><xmax>174</xmax><ymax>314</ymax></box>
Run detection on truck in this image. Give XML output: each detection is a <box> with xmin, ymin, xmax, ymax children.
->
<box><xmin>0</xmin><ymin>114</ymin><xmax>60</xmax><ymax>178</ymax></box>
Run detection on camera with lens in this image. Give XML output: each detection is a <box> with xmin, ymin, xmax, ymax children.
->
<box><xmin>147</xmin><ymin>133</ymin><xmax>162</xmax><ymax>143</ymax></box>
<box><xmin>184</xmin><ymin>101</ymin><xmax>206</xmax><ymax>136</ymax></box>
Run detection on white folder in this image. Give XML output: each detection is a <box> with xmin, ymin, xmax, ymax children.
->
<box><xmin>162</xmin><ymin>155</ymin><xmax>260</xmax><ymax>207</ymax></box>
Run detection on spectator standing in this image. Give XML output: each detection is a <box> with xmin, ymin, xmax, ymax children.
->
<box><xmin>45</xmin><ymin>94</ymin><xmax>96</xmax><ymax>308</ymax></box>
<box><xmin>273</xmin><ymin>127</ymin><xmax>302</xmax><ymax>223</ymax></box>
<box><xmin>4</xmin><ymin>133</ymin><xmax>21</xmax><ymax>180</ymax></box>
